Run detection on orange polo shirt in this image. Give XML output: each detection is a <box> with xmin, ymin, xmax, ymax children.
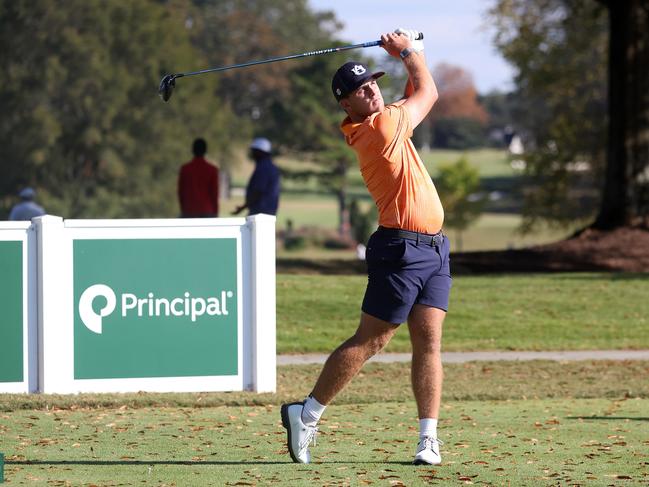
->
<box><xmin>341</xmin><ymin>103</ymin><xmax>444</xmax><ymax>234</ymax></box>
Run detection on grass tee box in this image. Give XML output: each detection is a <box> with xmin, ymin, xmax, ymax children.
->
<box><xmin>34</xmin><ymin>215</ymin><xmax>276</xmax><ymax>394</ymax></box>
<box><xmin>0</xmin><ymin>397</ymin><xmax>647</xmax><ymax>485</ymax></box>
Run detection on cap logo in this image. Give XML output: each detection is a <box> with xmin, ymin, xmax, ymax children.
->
<box><xmin>336</xmin><ymin>88</ymin><xmax>342</xmax><ymax>95</ymax></box>
<box><xmin>351</xmin><ymin>65</ymin><xmax>366</xmax><ymax>76</ymax></box>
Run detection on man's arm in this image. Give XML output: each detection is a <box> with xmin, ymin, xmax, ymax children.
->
<box><xmin>232</xmin><ymin>173</ymin><xmax>263</xmax><ymax>215</ymax></box>
<box><xmin>381</xmin><ymin>32</ymin><xmax>438</xmax><ymax>128</ymax></box>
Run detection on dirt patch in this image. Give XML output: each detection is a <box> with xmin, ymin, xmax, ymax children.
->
<box><xmin>277</xmin><ymin>226</ymin><xmax>649</xmax><ymax>274</ymax></box>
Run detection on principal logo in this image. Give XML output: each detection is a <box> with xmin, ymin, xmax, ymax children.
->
<box><xmin>79</xmin><ymin>284</ymin><xmax>117</xmax><ymax>334</ymax></box>
<box><xmin>78</xmin><ymin>284</ymin><xmax>235</xmax><ymax>334</ymax></box>
<box><xmin>351</xmin><ymin>64</ymin><xmax>366</xmax><ymax>76</ymax></box>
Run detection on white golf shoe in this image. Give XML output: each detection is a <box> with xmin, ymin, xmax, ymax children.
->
<box><xmin>413</xmin><ymin>437</ymin><xmax>443</xmax><ymax>465</ymax></box>
<box><xmin>281</xmin><ymin>401</ymin><xmax>318</xmax><ymax>463</ymax></box>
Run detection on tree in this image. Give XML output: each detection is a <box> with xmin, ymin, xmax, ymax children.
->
<box><xmin>489</xmin><ymin>0</ymin><xmax>649</xmax><ymax>231</ymax></box>
<box><xmin>184</xmin><ymin>0</ymin><xmax>366</xmax><ymax>236</ymax></box>
<box><xmin>431</xmin><ymin>63</ymin><xmax>489</xmax><ymax>123</ymax></box>
<box><xmin>187</xmin><ymin>0</ymin><xmax>342</xmax><ymax>145</ymax></box>
<box><xmin>427</xmin><ymin>63</ymin><xmax>489</xmax><ymax>150</ymax></box>
<box><xmin>435</xmin><ymin>157</ymin><xmax>484</xmax><ymax>251</ymax></box>
<box><xmin>432</xmin><ymin>117</ymin><xmax>488</xmax><ymax>150</ymax></box>
<box><xmin>0</xmin><ymin>0</ymin><xmax>236</xmax><ymax>218</ymax></box>
<box><xmin>592</xmin><ymin>0</ymin><xmax>649</xmax><ymax>228</ymax></box>
<box><xmin>479</xmin><ymin>90</ymin><xmax>520</xmax><ymax>147</ymax></box>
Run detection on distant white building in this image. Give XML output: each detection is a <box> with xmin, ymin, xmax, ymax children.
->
<box><xmin>509</xmin><ymin>134</ymin><xmax>524</xmax><ymax>155</ymax></box>
<box><xmin>509</xmin><ymin>134</ymin><xmax>526</xmax><ymax>170</ymax></box>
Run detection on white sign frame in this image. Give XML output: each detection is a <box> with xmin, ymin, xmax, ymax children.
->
<box><xmin>34</xmin><ymin>215</ymin><xmax>276</xmax><ymax>394</ymax></box>
<box><xmin>0</xmin><ymin>221</ymin><xmax>38</xmax><ymax>393</ymax></box>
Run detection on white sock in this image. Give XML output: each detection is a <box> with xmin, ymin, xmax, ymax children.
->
<box><xmin>419</xmin><ymin>418</ymin><xmax>438</xmax><ymax>439</ymax></box>
<box><xmin>301</xmin><ymin>395</ymin><xmax>326</xmax><ymax>427</ymax></box>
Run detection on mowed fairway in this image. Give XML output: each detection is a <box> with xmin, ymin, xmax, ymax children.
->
<box><xmin>2</xmin><ymin>272</ymin><xmax>648</xmax><ymax>485</ymax></box>
<box><xmin>277</xmin><ymin>273</ymin><xmax>649</xmax><ymax>353</ymax></box>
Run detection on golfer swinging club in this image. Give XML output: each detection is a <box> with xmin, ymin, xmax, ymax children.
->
<box><xmin>281</xmin><ymin>28</ymin><xmax>450</xmax><ymax>465</ymax></box>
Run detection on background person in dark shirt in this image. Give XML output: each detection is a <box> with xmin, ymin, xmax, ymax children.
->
<box><xmin>177</xmin><ymin>138</ymin><xmax>219</xmax><ymax>217</ymax></box>
<box><xmin>232</xmin><ymin>137</ymin><xmax>280</xmax><ymax>216</ymax></box>
<box><xmin>8</xmin><ymin>187</ymin><xmax>46</xmax><ymax>221</ymax></box>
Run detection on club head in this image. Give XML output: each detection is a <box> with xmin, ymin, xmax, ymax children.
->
<box><xmin>158</xmin><ymin>74</ymin><xmax>176</xmax><ymax>102</ymax></box>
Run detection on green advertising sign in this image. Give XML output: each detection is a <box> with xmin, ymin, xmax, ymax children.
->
<box><xmin>73</xmin><ymin>238</ymin><xmax>238</xmax><ymax>380</ymax></box>
<box><xmin>0</xmin><ymin>241</ymin><xmax>23</xmax><ymax>383</ymax></box>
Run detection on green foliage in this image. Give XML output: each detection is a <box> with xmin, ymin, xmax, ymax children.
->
<box><xmin>435</xmin><ymin>157</ymin><xmax>483</xmax><ymax>249</ymax></box>
<box><xmin>479</xmin><ymin>90</ymin><xmax>520</xmax><ymax>147</ymax></box>
<box><xmin>0</xmin><ymin>0</ymin><xmax>351</xmax><ymax>218</ymax></box>
<box><xmin>432</xmin><ymin>117</ymin><xmax>488</xmax><ymax>149</ymax></box>
<box><xmin>188</xmin><ymin>0</ymin><xmax>344</xmax><ymax>142</ymax></box>
<box><xmin>0</xmin><ymin>0</ymin><xmax>238</xmax><ymax>218</ymax></box>
<box><xmin>488</xmin><ymin>0</ymin><xmax>608</xmax><ymax>230</ymax></box>
<box><xmin>349</xmin><ymin>198</ymin><xmax>377</xmax><ymax>244</ymax></box>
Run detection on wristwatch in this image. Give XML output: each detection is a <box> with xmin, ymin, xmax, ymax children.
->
<box><xmin>400</xmin><ymin>47</ymin><xmax>415</xmax><ymax>59</ymax></box>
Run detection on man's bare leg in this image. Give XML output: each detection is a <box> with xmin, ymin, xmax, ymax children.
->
<box><xmin>281</xmin><ymin>312</ymin><xmax>398</xmax><ymax>463</ymax></box>
<box><xmin>310</xmin><ymin>312</ymin><xmax>398</xmax><ymax>405</ymax></box>
<box><xmin>408</xmin><ymin>304</ymin><xmax>445</xmax><ymax>464</ymax></box>
<box><xmin>408</xmin><ymin>304</ymin><xmax>445</xmax><ymax>420</ymax></box>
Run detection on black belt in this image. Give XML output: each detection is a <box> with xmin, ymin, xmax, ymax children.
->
<box><xmin>377</xmin><ymin>226</ymin><xmax>444</xmax><ymax>246</ymax></box>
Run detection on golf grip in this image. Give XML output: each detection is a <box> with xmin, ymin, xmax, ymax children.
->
<box><xmin>174</xmin><ymin>32</ymin><xmax>424</xmax><ymax>79</ymax></box>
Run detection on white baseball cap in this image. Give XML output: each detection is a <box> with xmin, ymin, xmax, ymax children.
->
<box><xmin>250</xmin><ymin>137</ymin><xmax>272</xmax><ymax>154</ymax></box>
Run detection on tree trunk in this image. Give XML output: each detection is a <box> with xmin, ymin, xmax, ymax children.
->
<box><xmin>593</xmin><ymin>0</ymin><xmax>649</xmax><ymax>229</ymax></box>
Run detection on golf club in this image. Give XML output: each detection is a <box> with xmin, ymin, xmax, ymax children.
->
<box><xmin>159</xmin><ymin>32</ymin><xmax>423</xmax><ymax>102</ymax></box>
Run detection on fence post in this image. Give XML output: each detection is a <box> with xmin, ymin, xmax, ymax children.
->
<box><xmin>33</xmin><ymin>215</ymin><xmax>71</xmax><ymax>393</ymax></box>
<box><xmin>247</xmin><ymin>214</ymin><xmax>277</xmax><ymax>393</ymax></box>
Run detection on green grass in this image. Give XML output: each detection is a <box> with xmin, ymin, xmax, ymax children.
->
<box><xmin>277</xmin><ymin>273</ymin><xmax>649</xmax><ymax>353</ymax></box>
<box><xmin>2</xmin><ymin>360</ymin><xmax>648</xmax><ymax>411</ymax></box>
<box><xmin>342</xmin><ymin>148</ymin><xmax>514</xmax><ymax>188</ymax></box>
<box><xmin>421</xmin><ymin>148</ymin><xmax>514</xmax><ymax>178</ymax></box>
<box><xmin>1</xmin><ymin>394</ymin><xmax>647</xmax><ymax>484</ymax></box>
<box><xmin>228</xmin><ymin>148</ymin><xmax>514</xmax><ymax>188</ymax></box>
<box><xmin>2</xmin><ymin>360</ymin><xmax>648</xmax><ymax>485</ymax></box>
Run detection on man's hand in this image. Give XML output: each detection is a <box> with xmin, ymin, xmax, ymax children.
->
<box><xmin>380</xmin><ymin>32</ymin><xmax>412</xmax><ymax>58</ymax></box>
<box><xmin>382</xmin><ymin>30</ymin><xmax>437</xmax><ymax>129</ymax></box>
<box><xmin>395</xmin><ymin>28</ymin><xmax>424</xmax><ymax>52</ymax></box>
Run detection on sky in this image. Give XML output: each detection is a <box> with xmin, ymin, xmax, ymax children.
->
<box><xmin>308</xmin><ymin>0</ymin><xmax>514</xmax><ymax>94</ymax></box>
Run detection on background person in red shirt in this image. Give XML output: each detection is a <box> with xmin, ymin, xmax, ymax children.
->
<box><xmin>177</xmin><ymin>138</ymin><xmax>219</xmax><ymax>217</ymax></box>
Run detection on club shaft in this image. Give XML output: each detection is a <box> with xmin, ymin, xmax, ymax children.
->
<box><xmin>175</xmin><ymin>41</ymin><xmax>379</xmax><ymax>79</ymax></box>
<box><xmin>174</xmin><ymin>33</ymin><xmax>422</xmax><ymax>79</ymax></box>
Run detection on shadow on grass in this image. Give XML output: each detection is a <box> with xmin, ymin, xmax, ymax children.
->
<box><xmin>7</xmin><ymin>459</ymin><xmax>291</xmax><ymax>466</ymax></box>
<box><xmin>554</xmin><ymin>273</ymin><xmax>649</xmax><ymax>282</ymax></box>
<box><xmin>566</xmin><ymin>416</ymin><xmax>649</xmax><ymax>421</ymax></box>
<box><xmin>6</xmin><ymin>459</ymin><xmax>416</xmax><ymax>466</ymax></box>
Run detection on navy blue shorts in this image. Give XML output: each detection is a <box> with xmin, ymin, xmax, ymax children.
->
<box><xmin>362</xmin><ymin>228</ymin><xmax>452</xmax><ymax>324</ymax></box>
